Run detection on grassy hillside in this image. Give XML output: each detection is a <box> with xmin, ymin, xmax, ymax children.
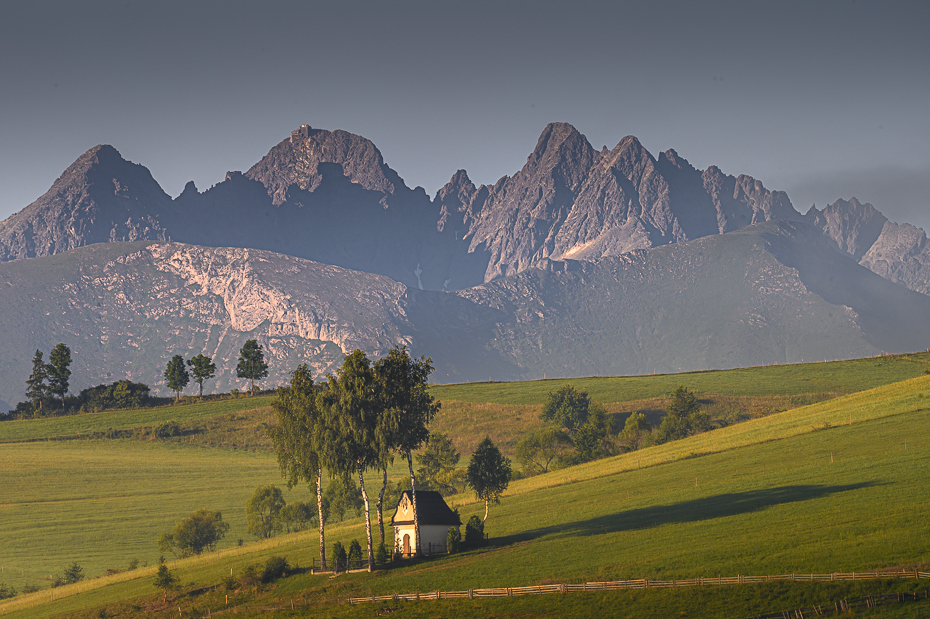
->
<box><xmin>430</xmin><ymin>352</ymin><xmax>930</xmax><ymax>404</ymax></box>
<box><xmin>0</xmin><ymin>395</ymin><xmax>275</xmax><ymax>443</ymax></box>
<box><xmin>2</xmin><ymin>373</ymin><xmax>928</xmax><ymax>618</ymax></box>
<box><xmin>430</xmin><ymin>352</ymin><xmax>930</xmax><ymax>455</ymax></box>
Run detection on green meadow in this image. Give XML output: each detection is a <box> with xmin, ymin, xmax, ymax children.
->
<box><xmin>1</xmin><ymin>357</ymin><xmax>929</xmax><ymax>617</ymax></box>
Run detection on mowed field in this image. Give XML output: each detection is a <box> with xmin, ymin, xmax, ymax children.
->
<box><xmin>1</xmin><ymin>359</ymin><xmax>928</xmax><ymax>618</ymax></box>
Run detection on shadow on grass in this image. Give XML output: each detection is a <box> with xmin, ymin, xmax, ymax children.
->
<box><xmin>491</xmin><ymin>482</ymin><xmax>880</xmax><ymax>546</ymax></box>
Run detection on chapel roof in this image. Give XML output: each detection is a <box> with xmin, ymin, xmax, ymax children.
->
<box><xmin>391</xmin><ymin>490</ymin><xmax>461</xmax><ymax>526</ymax></box>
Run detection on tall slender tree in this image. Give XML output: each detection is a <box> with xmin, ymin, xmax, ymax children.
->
<box><xmin>186</xmin><ymin>354</ymin><xmax>216</xmax><ymax>399</ymax></box>
<box><xmin>163</xmin><ymin>355</ymin><xmax>190</xmax><ymax>402</ymax></box>
<box><xmin>237</xmin><ymin>339</ymin><xmax>269</xmax><ymax>395</ymax></box>
<box><xmin>46</xmin><ymin>343</ymin><xmax>72</xmax><ymax>411</ymax></box>
<box><xmin>374</xmin><ymin>345</ymin><xmax>440</xmax><ymax>555</ymax></box>
<box><xmin>466</xmin><ymin>437</ymin><xmax>512</xmax><ymax>523</ymax></box>
<box><xmin>270</xmin><ymin>365</ymin><xmax>328</xmax><ymax>570</ymax></box>
<box><xmin>317</xmin><ymin>350</ymin><xmax>379</xmax><ymax>570</ymax></box>
<box><xmin>25</xmin><ymin>349</ymin><xmax>50</xmax><ymax>415</ymax></box>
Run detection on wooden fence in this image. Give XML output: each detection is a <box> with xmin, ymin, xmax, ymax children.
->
<box><xmin>348</xmin><ymin>569</ymin><xmax>930</xmax><ymax>605</ymax></box>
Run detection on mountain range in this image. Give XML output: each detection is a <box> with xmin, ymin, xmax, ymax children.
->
<box><xmin>1</xmin><ymin>122</ymin><xmax>928</xmax><ymax>405</ymax></box>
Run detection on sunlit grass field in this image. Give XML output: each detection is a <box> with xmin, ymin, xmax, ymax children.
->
<box><xmin>430</xmin><ymin>352</ymin><xmax>930</xmax><ymax>404</ymax></box>
<box><xmin>2</xmin><ymin>372</ymin><xmax>928</xmax><ymax>618</ymax></box>
<box><xmin>0</xmin><ymin>395</ymin><xmax>276</xmax><ymax>443</ymax></box>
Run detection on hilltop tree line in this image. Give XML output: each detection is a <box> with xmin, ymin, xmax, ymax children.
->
<box><xmin>5</xmin><ymin>339</ymin><xmax>272</xmax><ymax>419</ymax></box>
<box><xmin>514</xmin><ymin>384</ymin><xmax>712</xmax><ymax>477</ymax></box>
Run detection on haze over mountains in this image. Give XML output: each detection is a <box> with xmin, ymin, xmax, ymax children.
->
<box><xmin>1</xmin><ymin>122</ymin><xmax>928</xmax><ymax>405</ymax></box>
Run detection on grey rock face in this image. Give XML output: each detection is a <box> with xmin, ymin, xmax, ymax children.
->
<box><xmin>806</xmin><ymin>197</ymin><xmax>930</xmax><ymax>295</ymax></box>
<box><xmin>436</xmin><ymin>123</ymin><xmax>804</xmax><ymax>287</ymax></box>
<box><xmin>0</xmin><ymin>145</ymin><xmax>172</xmax><ymax>261</ymax></box>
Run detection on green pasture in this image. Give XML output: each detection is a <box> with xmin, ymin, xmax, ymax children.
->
<box><xmin>3</xmin><ymin>375</ymin><xmax>929</xmax><ymax>618</ymax></box>
<box><xmin>0</xmin><ymin>396</ymin><xmax>275</xmax><ymax>443</ymax></box>
<box><xmin>430</xmin><ymin>352</ymin><xmax>930</xmax><ymax>404</ymax></box>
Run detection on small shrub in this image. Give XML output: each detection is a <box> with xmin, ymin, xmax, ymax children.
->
<box><xmin>0</xmin><ymin>583</ymin><xmax>17</xmax><ymax>600</ymax></box>
<box><xmin>21</xmin><ymin>584</ymin><xmax>39</xmax><ymax>594</ymax></box>
<box><xmin>154</xmin><ymin>420</ymin><xmax>181</xmax><ymax>439</ymax></box>
<box><xmin>261</xmin><ymin>556</ymin><xmax>289</xmax><ymax>583</ymax></box>
<box><xmin>222</xmin><ymin>575</ymin><xmax>237</xmax><ymax>591</ymax></box>
<box><xmin>332</xmin><ymin>541</ymin><xmax>347</xmax><ymax>572</ymax></box>
<box><xmin>375</xmin><ymin>541</ymin><xmax>390</xmax><ymax>566</ymax></box>
<box><xmin>127</xmin><ymin>558</ymin><xmax>139</xmax><ymax>571</ymax></box>
<box><xmin>347</xmin><ymin>539</ymin><xmax>363</xmax><ymax>565</ymax></box>
<box><xmin>63</xmin><ymin>562</ymin><xmax>84</xmax><ymax>584</ymax></box>
<box><xmin>465</xmin><ymin>515</ymin><xmax>484</xmax><ymax>547</ymax></box>
<box><xmin>447</xmin><ymin>526</ymin><xmax>461</xmax><ymax>554</ymax></box>
<box><xmin>237</xmin><ymin>565</ymin><xmax>262</xmax><ymax>589</ymax></box>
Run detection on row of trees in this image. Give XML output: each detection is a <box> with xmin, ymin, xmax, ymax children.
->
<box><xmin>10</xmin><ymin>338</ymin><xmax>271</xmax><ymax>418</ymax></box>
<box><xmin>163</xmin><ymin>339</ymin><xmax>270</xmax><ymax>400</ymax></box>
<box><xmin>516</xmin><ymin>384</ymin><xmax>711</xmax><ymax>476</ymax></box>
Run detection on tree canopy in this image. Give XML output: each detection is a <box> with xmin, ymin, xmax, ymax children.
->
<box><xmin>237</xmin><ymin>339</ymin><xmax>269</xmax><ymax>395</ymax></box>
<box><xmin>270</xmin><ymin>364</ymin><xmax>328</xmax><ymax>569</ymax></box>
<box><xmin>657</xmin><ymin>386</ymin><xmax>710</xmax><ymax>443</ymax></box>
<box><xmin>25</xmin><ymin>349</ymin><xmax>49</xmax><ymax>414</ymax></box>
<box><xmin>47</xmin><ymin>343</ymin><xmax>72</xmax><ymax>410</ymax></box>
<box><xmin>540</xmin><ymin>384</ymin><xmax>591</xmax><ymax>433</ymax></box>
<box><xmin>373</xmin><ymin>345</ymin><xmax>439</xmax><ymax>554</ymax></box>
<box><xmin>187</xmin><ymin>354</ymin><xmax>216</xmax><ymax>399</ymax></box>
<box><xmin>246</xmin><ymin>485</ymin><xmax>286</xmax><ymax>539</ymax></box>
<box><xmin>416</xmin><ymin>433</ymin><xmax>465</xmax><ymax>495</ymax></box>
<box><xmin>158</xmin><ymin>509</ymin><xmax>229</xmax><ymax>557</ymax></box>
<box><xmin>466</xmin><ymin>437</ymin><xmax>512</xmax><ymax>522</ymax></box>
<box><xmin>516</xmin><ymin>426</ymin><xmax>572</xmax><ymax>475</ymax></box>
<box><xmin>163</xmin><ymin>354</ymin><xmax>189</xmax><ymax>401</ymax></box>
<box><xmin>317</xmin><ymin>350</ymin><xmax>380</xmax><ymax>568</ymax></box>
<box><xmin>153</xmin><ymin>563</ymin><xmax>179</xmax><ymax>602</ymax></box>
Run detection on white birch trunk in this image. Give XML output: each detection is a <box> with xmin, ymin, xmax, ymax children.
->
<box><xmin>358</xmin><ymin>465</ymin><xmax>374</xmax><ymax>571</ymax></box>
<box><xmin>483</xmin><ymin>498</ymin><xmax>489</xmax><ymax>523</ymax></box>
<box><xmin>315</xmin><ymin>468</ymin><xmax>326</xmax><ymax>570</ymax></box>
<box><xmin>406</xmin><ymin>451</ymin><xmax>421</xmax><ymax>555</ymax></box>
<box><xmin>377</xmin><ymin>466</ymin><xmax>387</xmax><ymax>544</ymax></box>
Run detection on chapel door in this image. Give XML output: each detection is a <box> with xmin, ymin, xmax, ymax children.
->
<box><xmin>403</xmin><ymin>534</ymin><xmax>411</xmax><ymax>556</ymax></box>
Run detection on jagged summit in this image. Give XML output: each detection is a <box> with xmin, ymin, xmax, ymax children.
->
<box><xmin>0</xmin><ymin>144</ymin><xmax>171</xmax><ymax>261</ymax></box>
<box><xmin>1</xmin><ymin>122</ymin><xmax>927</xmax><ymax>296</ymax></box>
<box><xmin>245</xmin><ymin>124</ymin><xmax>408</xmax><ymax>204</ymax></box>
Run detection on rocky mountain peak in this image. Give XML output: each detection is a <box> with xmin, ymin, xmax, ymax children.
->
<box><xmin>0</xmin><ymin>145</ymin><xmax>171</xmax><ymax>261</ymax></box>
<box><xmin>245</xmin><ymin>125</ymin><xmax>408</xmax><ymax>205</ymax></box>
<box><xmin>806</xmin><ymin>197</ymin><xmax>887</xmax><ymax>260</ymax></box>
<box><xmin>524</xmin><ymin>122</ymin><xmax>597</xmax><ymax>191</ymax></box>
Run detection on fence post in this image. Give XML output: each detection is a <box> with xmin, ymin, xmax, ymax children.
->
<box><xmin>469</xmin><ymin>589</ymin><xmax>473</xmax><ymax>599</ymax></box>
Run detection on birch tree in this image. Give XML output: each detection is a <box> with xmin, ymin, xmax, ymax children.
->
<box><xmin>317</xmin><ymin>350</ymin><xmax>380</xmax><ymax>570</ymax></box>
<box><xmin>270</xmin><ymin>364</ymin><xmax>328</xmax><ymax>570</ymax></box>
<box><xmin>373</xmin><ymin>346</ymin><xmax>439</xmax><ymax>556</ymax></box>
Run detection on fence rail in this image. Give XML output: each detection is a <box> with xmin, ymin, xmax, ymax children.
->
<box><xmin>348</xmin><ymin>569</ymin><xmax>930</xmax><ymax>604</ymax></box>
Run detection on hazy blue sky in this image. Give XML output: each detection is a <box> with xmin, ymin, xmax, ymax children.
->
<box><xmin>2</xmin><ymin>0</ymin><xmax>928</xmax><ymax>229</ymax></box>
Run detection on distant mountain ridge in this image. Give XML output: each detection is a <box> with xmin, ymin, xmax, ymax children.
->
<box><xmin>2</xmin><ymin>122</ymin><xmax>927</xmax><ymax>294</ymax></box>
<box><xmin>2</xmin><ymin>220</ymin><xmax>930</xmax><ymax>405</ymax></box>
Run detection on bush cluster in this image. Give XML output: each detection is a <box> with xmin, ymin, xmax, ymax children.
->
<box><xmin>223</xmin><ymin>556</ymin><xmax>290</xmax><ymax>591</ymax></box>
